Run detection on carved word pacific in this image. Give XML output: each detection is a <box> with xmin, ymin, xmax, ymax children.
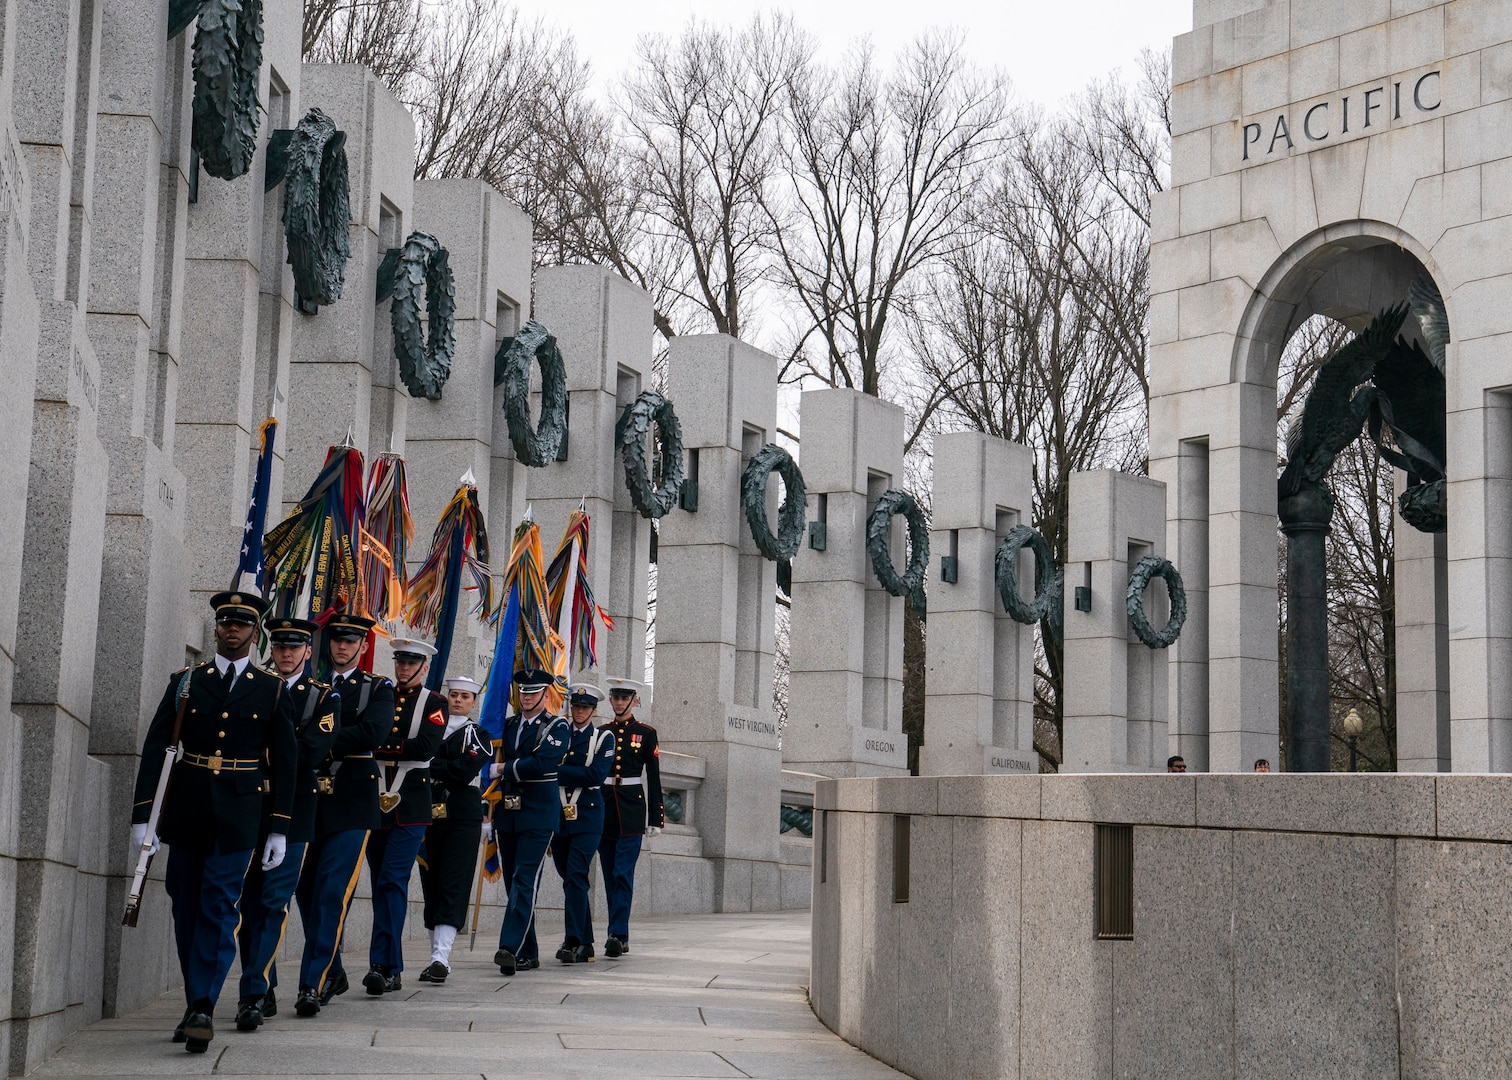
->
<box><xmin>1241</xmin><ymin>68</ymin><xmax>1441</xmax><ymax>162</ymax></box>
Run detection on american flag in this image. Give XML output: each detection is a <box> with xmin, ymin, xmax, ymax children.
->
<box><xmin>232</xmin><ymin>417</ymin><xmax>277</xmax><ymax>592</ymax></box>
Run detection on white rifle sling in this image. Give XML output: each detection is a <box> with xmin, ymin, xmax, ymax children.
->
<box><xmin>379</xmin><ymin>690</ymin><xmax>432</xmax><ymax>809</ymax></box>
<box><xmin>560</xmin><ymin>728</ymin><xmax>612</xmax><ymax>813</ymax></box>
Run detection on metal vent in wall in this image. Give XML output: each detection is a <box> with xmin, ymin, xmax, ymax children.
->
<box><xmin>893</xmin><ymin>815</ymin><xmax>911</xmax><ymax>903</ymax></box>
<box><xmin>1094</xmin><ymin>823</ymin><xmax>1133</xmax><ymax>939</ymax></box>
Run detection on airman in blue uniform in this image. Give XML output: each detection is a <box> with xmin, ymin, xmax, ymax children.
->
<box><xmin>489</xmin><ymin>667</ymin><xmax>569</xmax><ymax>976</ymax></box>
<box><xmin>553</xmin><ymin>682</ymin><xmax>616</xmax><ymax>963</ymax></box>
<box><xmin>130</xmin><ymin>591</ymin><xmax>298</xmax><ymax>1053</ymax></box>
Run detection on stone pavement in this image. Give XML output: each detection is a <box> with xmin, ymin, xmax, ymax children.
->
<box><xmin>36</xmin><ymin>911</ymin><xmax>906</xmax><ymax>1079</ymax></box>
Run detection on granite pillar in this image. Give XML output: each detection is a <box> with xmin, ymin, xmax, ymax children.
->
<box><xmin>404</xmin><ymin>179</ymin><xmax>531</xmax><ymax>676</ymax></box>
<box><xmin>284</xmin><ymin>64</ymin><xmax>414</xmax><ymax>510</ymax></box>
<box><xmin>784</xmin><ymin>388</ymin><xmax>907</xmax><ymax>777</ymax></box>
<box><xmin>919</xmin><ymin>431</ymin><xmax>1037</xmax><ymax>776</ymax></box>
<box><xmin>531</xmin><ymin>264</ymin><xmax>653</xmax><ymax>684</ymax></box>
<box><xmin>1061</xmin><ymin>470</ymin><xmax>1170</xmax><ymax>774</ymax></box>
<box><xmin>656</xmin><ymin>334</ymin><xmax>783</xmax><ymax>910</ymax></box>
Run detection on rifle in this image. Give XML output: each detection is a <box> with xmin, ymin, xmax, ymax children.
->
<box><xmin>123</xmin><ymin>669</ymin><xmax>192</xmax><ymax>927</ymax></box>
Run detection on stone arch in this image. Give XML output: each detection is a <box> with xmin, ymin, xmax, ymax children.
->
<box><xmin>1231</xmin><ymin>220</ymin><xmax>1444</xmax><ymax>390</ymax></box>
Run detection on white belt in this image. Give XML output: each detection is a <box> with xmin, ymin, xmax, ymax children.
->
<box><xmin>561</xmin><ymin>730</ymin><xmax>613</xmax><ymax>808</ymax></box>
<box><xmin>609</xmin><ymin>776</ymin><xmax>642</xmax><ymax>786</ymax></box>
<box><xmin>380</xmin><ymin>693</ymin><xmax>431</xmax><ymax>804</ymax></box>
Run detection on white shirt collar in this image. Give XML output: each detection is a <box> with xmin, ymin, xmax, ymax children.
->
<box><xmin>215</xmin><ymin>654</ymin><xmax>250</xmax><ymax>680</ymax></box>
<box><xmin>284</xmin><ymin>672</ymin><xmax>302</xmax><ymax>689</ymax></box>
<box><xmin>333</xmin><ymin>666</ymin><xmax>359</xmax><ymax>681</ymax></box>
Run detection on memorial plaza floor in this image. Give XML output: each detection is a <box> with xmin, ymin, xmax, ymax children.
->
<box><xmin>35</xmin><ymin>911</ymin><xmax>904</xmax><ymax>1079</ymax></box>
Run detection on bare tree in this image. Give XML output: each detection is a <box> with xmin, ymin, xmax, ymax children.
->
<box><xmin>910</xmin><ymin>113</ymin><xmax>1149</xmax><ymax>768</ymax></box>
<box><xmin>620</xmin><ymin>15</ymin><xmax>810</xmax><ymax>341</ymax></box>
<box><xmin>303</xmin><ymin>0</ymin><xmax>427</xmax><ymax>83</ymax></box>
<box><xmin>765</xmin><ymin>32</ymin><xmax>1012</xmax><ymax>422</ymax></box>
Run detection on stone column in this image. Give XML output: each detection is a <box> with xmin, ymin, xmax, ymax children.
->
<box><xmin>84</xmin><ymin>0</ymin><xmax>193</xmax><ymax>1020</ymax></box>
<box><xmin>656</xmin><ymin>334</ymin><xmax>782</xmax><ymax>910</ymax></box>
<box><xmin>919</xmin><ymin>431</ymin><xmax>1036</xmax><ymax>776</ymax></box>
<box><xmin>1395</xmin><ymin>476</ymin><xmax>1449</xmax><ymax>772</ymax></box>
<box><xmin>6</xmin><ymin>0</ymin><xmax>115</xmax><ymax>1068</ymax></box>
<box><xmin>531</xmin><ymin>264</ymin><xmax>652</xmax><ymax>683</ymax></box>
<box><xmin>0</xmin><ymin>0</ymin><xmax>46</xmax><ymax>1067</ymax></box>
<box><xmin>783</xmin><ymin>388</ymin><xmax>907</xmax><ymax>777</ymax></box>
<box><xmin>1061</xmin><ymin>470</ymin><xmax>1170</xmax><ymax>773</ymax></box>
<box><xmin>176</xmin><ymin>0</ymin><xmax>301</xmax><ymax>621</ymax></box>
<box><xmin>406</xmin><ymin>177</ymin><xmax>531</xmax><ymax>676</ymax></box>
<box><xmin>285</xmin><ymin>65</ymin><xmax>414</xmax><ymax>508</ymax></box>
<box><xmin>1156</xmin><ymin>437</ymin><xmax>1211</xmax><ymax>771</ymax></box>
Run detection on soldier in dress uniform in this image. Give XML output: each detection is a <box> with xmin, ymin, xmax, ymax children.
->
<box><xmin>291</xmin><ymin>612</ymin><xmax>394</xmax><ymax>1016</ymax></box>
<box><xmin>417</xmin><ymin>675</ymin><xmax>491</xmax><ymax>984</ymax></box>
<box><xmin>553</xmin><ymin>682</ymin><xmax>616</xmax><ymax>964</ymax></box>
<box><xmin>597</xmin><ymin>676</ymin><xmax>664</xmax><ymax>958</ymax></box>
<box><xmin>362</xmin><ymin>637</ymin><xmax>447</xmax><ymax>995</ymax></box>
<box><xmin>488</xmin><ymin>667</ymin><xmax>569</xmax><ymax>976</ymax></box>
<box><xmin>129</xmin><ymin>591</ymin><xmax>297</xmax><ymax>1053</ymax></box>
<box><xmin>234</xmin><ymin>618</ymin><xmax>338</xmax><ymax>1031</ymax></box>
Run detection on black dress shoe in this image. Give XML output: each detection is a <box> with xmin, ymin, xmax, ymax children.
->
<box><xmin>235</xmin><ymin>1000</ymin><xmax>263</xmax><ymax>1032</ymax></box>
<box><xmin>604</xmin><ymin>935</ymin><xmax>623</xmax><ymax>958</ymax></box>
<box><xmin>516</xmin><ymin>957</ymin><xmax>539</xmax><ymax>971</ymax></box>
<box><xmin>362</xmin><ymin>966</ymin><xmax>388</xmax><ymax>996</ymax></box>
<box><xmin>261</xmin><ymin>989</ymin><xmax>277</xmax><ymax>1018</ymax></box>
<box><xmin>295</xmin><ymin>987</ymin><xmax>320</xmax><ymax>1017</ymax></box>
<box><xmin>573</xmin><ymin>944</ymin><xmax>596</xmax><ymax>963</ymax></box>
<box><xmin>556</xmin><ymin>945</ymin><xmax>579</xmax><ymax>964</ymax></box>
<box><xmin>182</xmin><ymin>1011</ymin><xmax>214</xmax><ymax>1051</ymax></box>
<box><xmin>317</xmin><ymin>970</ymin><xmax>348</xmax><ymax>1006</ymax></box>
<box><xmin>418</xmin><ymin>961</ymin><xmax>449</xmax><ymax>983</ymax></box>
<box><xmin>493</xmin><ymin>948</ymin><xmax>516</xmax><ymax>976</ymax></box>
<box><xmin>172</xmin><ymin>1006</ymin><xmax>193</xmax><ymax>1043</ymax></box>
<box><xmin>383</xmin><ymin>972</ymin><xmax>402</xmax><ymax>993</ymax></box>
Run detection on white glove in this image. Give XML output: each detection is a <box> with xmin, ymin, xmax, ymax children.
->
<box><xmin>489</xmin><ymin>762</ymin><xmax>507</xmax><ymax>780</ymax></box>
<box><xmin>262</xmin><ymin>833</ymin><xmax>287</xmax><ymax>871</ymax></box>
<box><xmin>644</xmin><ymin>826</ymin><xmax>661</xmax><ymax>838</ymax></box>
<box><xmin>481</xmin><ymin>819</ymin><xmax>494</xmax><ymax>843</ymax></box>
<box><xmin>130</xmin><ymin>822</ymin><xmax>160</xmax><ymax>861</ymax></box>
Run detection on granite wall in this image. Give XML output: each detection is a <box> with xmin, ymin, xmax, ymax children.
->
<box><xmin>812</xmin><ymin>773</ymin><xmax>1512</xmax><ymax>1079</ymax></box>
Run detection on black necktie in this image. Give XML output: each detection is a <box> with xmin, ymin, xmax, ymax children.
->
<box><xmin>222</xmin><ymin>664</ymin><xmax>236</xmax><ymax>692</ymax></box>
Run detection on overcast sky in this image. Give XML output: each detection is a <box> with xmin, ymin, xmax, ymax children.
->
<box><xmin>508</xmin><ymin>0</ymin><xmax>1194</xmax><ymax>108</ymax></box>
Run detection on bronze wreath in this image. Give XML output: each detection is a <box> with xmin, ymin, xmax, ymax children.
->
<box><xmin>741</xmin><ymin>445</ymin><xmax>806</xmax><ymax>561</ymax></box>
<box><xmin>615</xmin><ymin>391</ymin><xmax>686</xmax><ymax>519</ymax></box>
<box><xmin>282</xmin><ymin>108</ymin><xmax>350</xmax><ymax>310</ymax></box>
<box><xmin>1126</xmin><ymin>555</ymin><xmax>1187</xmax><ymax>649</ymax></box>
<box><xmin>388</xmin><ymin>232</ymin><xmax>455</xmax><ymax>400</ymax></box>
<box><xmin>497</xmin><ymin>321</ymin><xmax>568</xmax><ymax>466</ymax></box>
<box><xmin>866</xmin><ymin>489</ymin><xmax>929</xmax><ymax>617</ymax></box>
<box><xmin>189</xmin><ymin>0</ymin><xmax>263</xmax><ymax>181</ymax></box>
<box><xmin>995</xmin><ymin>525</ymin><xmax>1058</xmax><ymax>625</ymax></box>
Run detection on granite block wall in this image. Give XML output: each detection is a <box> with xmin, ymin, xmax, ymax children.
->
<box><xmin>812</xmin><ymin>772</ymin><xmax>1512</xmax><ymax>1079</ymax></box>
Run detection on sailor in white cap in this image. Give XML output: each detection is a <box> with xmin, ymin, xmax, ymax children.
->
<box><xmin>551</xmin><ymin>682</ymin><xmax>616</xmax><ymax>963</ymax></box>
<box><xmin>361</xmin><ymin>638</ymin><xmax>446</xmax><ymax>996</ymax></box>
<box><xmin>417</xmin><ymin>675</ymin><xmax>491</xmax><ymax>983</ymax></box>
<box><xmin>596</xmin><ymin>677</ymin><xmax>664</xmax><ymax>957</ymax></box>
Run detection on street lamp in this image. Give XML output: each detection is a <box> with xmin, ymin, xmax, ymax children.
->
<box><xmin>1343</xmin><ymin>708</ymin><xmax>1364</xmax><ymax>772</ymax></box>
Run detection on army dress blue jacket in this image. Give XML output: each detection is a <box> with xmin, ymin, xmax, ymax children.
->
<box><xmin>555</xmin><ymin>723</ymin><xmax>616</xmax><ymax>836</ymax></box>
<box><xmin>314</xmin><ymin>669</ymin><xmax>395</xmax><ymax>838</ymax></box>
<box><xmin>268</xmin><ymin>674</ymin><xmax>339</xmax><ymax>844</ymax></box>
<box><xmin>491</xmin><ymin>711</ymin><xmax>569</xmax><ymax>835</ymax></box>
<box><xmin>133</xmin><ymin>660</ymin><xmax>298</xmax><ymax>853</ymax></box>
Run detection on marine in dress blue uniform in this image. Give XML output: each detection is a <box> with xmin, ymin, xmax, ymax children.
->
<box><xmin>129</xmin><ymin>592</ymin><xmax>297</xmax><ymax>1053</ymax></box>
<box><xmin>362</xmin><ymin>637</ymin><xmax>447</xmax><ymax>995</ymax></box>
<box><xmin>489</xmin><ymin>667</ymin><xmax>569</xmax><ymax>976</ymax></box>
<box><xmin>553</xmin><ymin>682</ymin><xmax>616</xmax><ymax>964</ymax></box>
<box><xmin>597</xmin><ymin>677</ymin><xmax>665</xmax><ymax>957</ymax></box>
<box><xmin>417</xmin><ymin>675</ymin><xmax>491</xmax><ymax>984</ymax></box>
<box><xmin>291</xmin><ymin>612</ymin><xmax>394</xmax><ymax>1016</ymax></box>
<box><xmin>234</xmin><ymin>618</ymin><xmax>338</xmax><ymax>1032</ymax></box>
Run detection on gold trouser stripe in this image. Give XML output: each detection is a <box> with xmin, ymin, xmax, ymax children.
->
<box><xmin>317</xmin><ymin>832</ymin><xmax>370</xmax><ymax>994</ymax></box>
<box><xmin>229</xmin><ymin>849</ymin><xmax>256</xmax><ymax>967</ymax></box>
<box><xmin>260</xmin><ymin>845</ymin><xmax>311</xmax><ymax>984</ymax></box>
